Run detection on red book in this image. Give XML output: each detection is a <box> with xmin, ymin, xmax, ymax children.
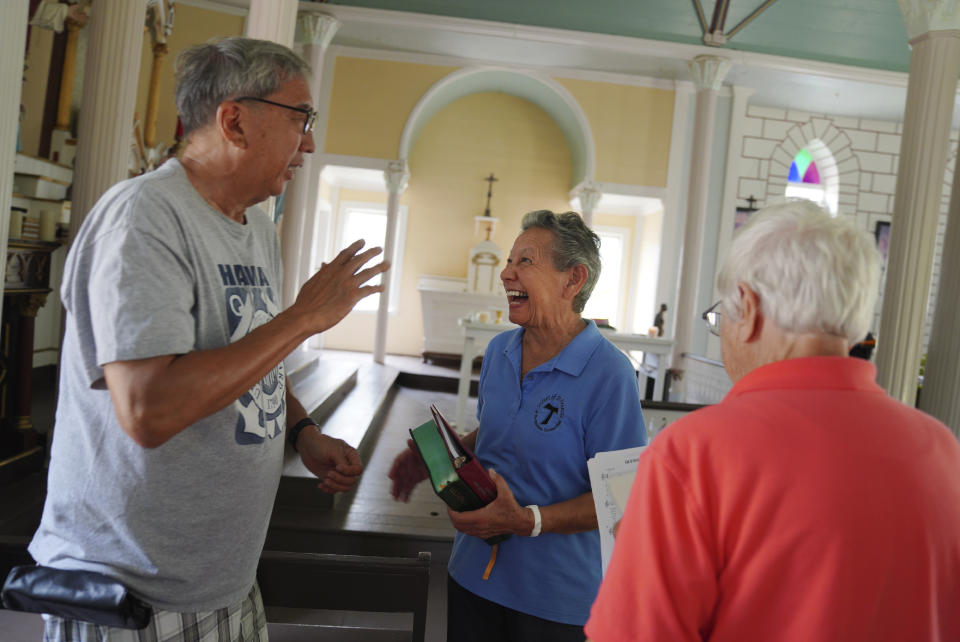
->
<box><xmin>429</xmin><ymin>404</ymin><xmax>498</xmax><ymax>504</ymax></box>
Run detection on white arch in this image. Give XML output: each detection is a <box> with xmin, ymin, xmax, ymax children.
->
<box><xmin>398</xmin><ymin>67</ymin><xmax>596</xmax><ymax>188</ymax></box>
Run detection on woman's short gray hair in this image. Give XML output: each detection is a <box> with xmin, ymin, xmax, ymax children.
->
<box><xmin>716</xmin><ymin>199</ymin><xmax>880</xmax><ymax>344</ymax></box>
<box><xmin>175</xmin><ymin>37</ymin><xmax>311</xmax><ymax>136</ymax></box>
<box><xmin>521</xmin><ymin>210</ymin><xmax>601</xmax><ymax>313</ymax></box>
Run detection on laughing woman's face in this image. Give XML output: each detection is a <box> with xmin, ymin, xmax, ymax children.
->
<box><xmin>500</xmin><ymin>227</ymin><xmax>575</xmax><ymax>329</ymax></box>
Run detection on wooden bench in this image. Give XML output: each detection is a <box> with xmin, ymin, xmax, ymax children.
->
<box><xmin>257</xmin><ymin>550</ymin><xmax>431</xmax><ymax>642</ymax></box>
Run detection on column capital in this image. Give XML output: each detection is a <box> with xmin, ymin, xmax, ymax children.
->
<box><xmin>577</xmin><ymin>183</ymin><xmax>602</xmax><ymax>215</ymax></box>
<box><xmin>296</xmin><ymin>12</ymin><xmax>341</xmax><ymax>49</ymax></box>
<box><xmin>688</xmin><ymin>55</ymin><xmax>731</xmax><ymax>91</ymax></box>
<box><xmin>899</xmin><ymin>0</ymin><xmax>960</xmax><ymax>40</ymax></box>
<box><xmin>384</xmin><ymin>161</ymin><xmax>410</xmax><ymax>194</ymax></box>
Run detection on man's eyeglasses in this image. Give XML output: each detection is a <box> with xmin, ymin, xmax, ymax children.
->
<box><xmin>702</xmin><ymin>301</ymin><xmax>723</xmax><ymax>337</ymax></box>
<box><xmin>235</xmin><ymin>96</ymin><xmax>317</xmax><ymax>134</ymax></box>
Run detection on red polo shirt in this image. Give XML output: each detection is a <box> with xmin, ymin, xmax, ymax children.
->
<box><xmin>586</xmin><ymin>356</ymin><xmax>960</xmax><ymax>642</ymax></box>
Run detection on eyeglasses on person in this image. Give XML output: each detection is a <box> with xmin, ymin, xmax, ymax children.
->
<box><xmin>234</xmin><ymin>96</ymin><xmax>317</xmax><ymax>134</ymax></box>
<box><xmin>702</xmin><ymin>301</ymin><xmax>723</xmax><ymax>337</ymax></box>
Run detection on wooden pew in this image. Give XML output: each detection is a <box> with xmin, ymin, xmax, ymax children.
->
<box><xmin>2</xmin><ymin>539</ymin><xmax>434</xmax><ymax>641</ymax></box>
<box><xmin>257</xmin><ymin>550</ymin><xmax>431</xmax><ymax>642</ymax></box>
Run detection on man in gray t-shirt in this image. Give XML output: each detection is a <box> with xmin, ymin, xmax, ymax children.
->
<box><xmin>28</xmin><ymin>38</ymin><xmax>387</xmax><ymax>641</ymax></box>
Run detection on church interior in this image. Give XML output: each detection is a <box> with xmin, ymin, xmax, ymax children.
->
<box><xmin>2</xmin><ymin>0</ymin><xmax>959</xmax><ymax>640</ymax></box>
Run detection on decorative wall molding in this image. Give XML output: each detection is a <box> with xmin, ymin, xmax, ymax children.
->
<box><xmin>328</xmin><ymin>45</ymin><xmax>684</xmax><ymax>92</ymax></box>
<box><xmin>397</xmin><ymin>66</ymin><xmax>596</xmax><ymax>189</ymax></box>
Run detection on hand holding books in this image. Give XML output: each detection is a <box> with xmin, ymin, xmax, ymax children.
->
<box><xmin>444</xmin><ymin>469</ymin><xmax>532</xmax><ymax>544</ymax></box>
<box><xmin>406</xmin><ymin>405</ymin><xmax>511</xmax><ymax>545</ymax></box>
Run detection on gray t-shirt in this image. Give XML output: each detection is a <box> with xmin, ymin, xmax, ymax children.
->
<box><xmin>29</xmin><ymin>159</ymin><xmax>288</xmax><ymax>612</ymax></box>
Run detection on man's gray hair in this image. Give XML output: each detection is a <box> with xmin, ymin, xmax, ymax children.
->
<box><xmin>521</xmin><ymin>210</ymin><xmax>601</xmax><ymax>314</ymax></box>
<box><xmin>716</xmin><ymin>199</ymin><xmax>880</xmax><ymax>344</ymax></box>
<box><xmin>175</xmin><ymin>37</ymin><xmax>311</xmax><ymax>136</ymax></box>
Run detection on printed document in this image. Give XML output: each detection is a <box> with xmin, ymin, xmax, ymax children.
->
<box><xmin>588</xmin><ymin>446</ymin><xmax>645</xmax><ymax>575</ymax></box>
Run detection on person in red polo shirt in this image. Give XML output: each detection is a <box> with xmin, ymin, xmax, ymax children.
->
<box><xmin>586</xmin><ymin>199</ymin><xmax>960</xmax><ymax>642</ymax></box>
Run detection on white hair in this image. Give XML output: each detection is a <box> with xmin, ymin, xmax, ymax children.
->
<box><xmin>716</xmin><ymin>199</ymin><xmax>880</xmax><ymax>344</ymax></box>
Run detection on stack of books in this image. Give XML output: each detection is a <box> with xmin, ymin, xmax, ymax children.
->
<box><xmin>409</xmin><ymin>405</ymin><xmax>509</xmax><ymax>545</ymax></box>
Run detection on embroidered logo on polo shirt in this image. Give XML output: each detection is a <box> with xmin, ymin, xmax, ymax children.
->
<box><xmin>534</xmin><ymin>394</ymin><xmax>565</xmax><ymax>432</ymax></box>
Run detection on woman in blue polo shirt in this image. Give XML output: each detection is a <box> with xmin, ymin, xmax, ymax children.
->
<box><xmin>390</xmin><ymin>210</ymin><xmax>646</xmax><ymax>641</ymax></box>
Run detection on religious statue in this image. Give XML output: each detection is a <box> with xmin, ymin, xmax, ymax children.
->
<box><xmin>654</xmin><ymin>303</ymin><xmax>667</xmax><ymax>337</ymax></box>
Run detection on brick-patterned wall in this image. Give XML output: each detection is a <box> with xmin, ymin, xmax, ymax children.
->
<box><xmin>735</xmin><ymin>104</ymin><xmax>957</xmax><ymax>354</ymax></box>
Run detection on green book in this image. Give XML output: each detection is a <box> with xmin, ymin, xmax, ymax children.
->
<box><xmin>409</xmin><ymin>420</ymin><xmax>486</xmax><ymax>512</ymax></box>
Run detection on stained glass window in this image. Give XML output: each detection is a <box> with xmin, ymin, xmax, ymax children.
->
<box><xmin>788</xmin><ymin>149</ymin><xmax>820</xmax><ymax>184</ymax></box>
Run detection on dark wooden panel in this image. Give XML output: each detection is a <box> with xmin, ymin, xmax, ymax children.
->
<box><xmin>257</xmin><ymin>551</ymin><xmax>430</xmax><ymax>642</ymax></box>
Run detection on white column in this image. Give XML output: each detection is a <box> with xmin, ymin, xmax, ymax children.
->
<box><xmin>280</xmin><ymin>12</ymin><xmax>340</xmax><ymax>309</ymax></box>
<box><xmin>373</xmin><ymin>161</ymin><xmax>409</xmax><ymax>364</ymax></box>
<box><xmin>655</xmin><ymin>81</ymin><xmax>694</xmax><ymax>342</ymax></box>
<box><xmin>921</xmin><ymin>148</ymin><xmax>960</xmax><ymax>435</ymax></box>
<box><xmin>875</xmin><ymin>3</ymin><xmax>960</xmax><ymax>404</ymax></box>
<box><xmin>245</xmin><ymin>0</ymin><xmax>297</xmax><ymax>46</ymax></box>
<box><xmin>578</xmin><ymin>183</ymin><xmax>602</xmax><ymax>227</ymax></box>
<box><xmin>69</xmin><ymin>0</ymin><xmax>148</xmax><ymax>240</ymax></box>
<box><xmin>708</xmin><ymin>85</ymin><xmax>755</xmax><ymax>360</ymax></box>
<box><xmin>669</xmin><ymin>55</ymin><xmax>731</xmax><ymax>388</ymax></box>
<box><xmin>0</xmin><ymin>1</ymin><xmax>29</xmax><ymax>326</ymax></box>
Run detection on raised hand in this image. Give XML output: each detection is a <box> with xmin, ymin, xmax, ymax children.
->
<box><xmin>292</xmin><ymin>240</ymin><xmax>389</xmax><ymax>334</ymax></box>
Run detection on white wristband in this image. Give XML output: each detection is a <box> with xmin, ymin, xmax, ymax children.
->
<box><xmin>526</xmin><ymin>504</ymin><xmax>542</xmax><ymax>537</ymax></box>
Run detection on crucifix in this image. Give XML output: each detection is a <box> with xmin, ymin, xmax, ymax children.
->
<box><xmin>483</xmin><ymin>172</ymin><xmax>498</xmax><ymax>217</ymax></box>
<box><xmin>469</xmin><ymin>173</ymin><xmax>503</xmax><ymax>292</ymax></box>
<box><xmin>745</xmin><ymin>194</ymin><xmax>758</xmax><ymax>210</ymax></box>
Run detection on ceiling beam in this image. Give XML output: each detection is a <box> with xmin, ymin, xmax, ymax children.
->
<box><xmin>691</xmin><ymin>0</ymin><xmax>708</xmax><ymax>35</ymax></box>
<box><xmin>726</xmin><ymin>0</ymin><xmax>780</xmax><ymax>40</ymax></box>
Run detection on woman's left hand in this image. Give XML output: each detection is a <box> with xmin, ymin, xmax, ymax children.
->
<box><xmin>447</xmin><ymin>469</ymin><xmax>535</xmax><ymax>539</ymax></box>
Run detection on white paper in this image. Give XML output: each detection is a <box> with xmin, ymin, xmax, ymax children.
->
<box><xmin>588</xmin><ymin>446</ymin><xmax>645</xmax><ymax>576</ymax></box>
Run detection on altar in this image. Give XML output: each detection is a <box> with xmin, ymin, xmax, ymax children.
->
<box><xmin>452</xmin><ymin>319</ymin><xmax>674</xmax><ymax>429</ymax></box>
<box><xmin>417</xmin><ymin>275</ymin><xmax>508</xmax><ymax>361</ymax></box>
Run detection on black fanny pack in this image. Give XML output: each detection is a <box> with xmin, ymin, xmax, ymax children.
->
<box><xmin>2</xmin><ymin>565</ymin><xmax>151</xmax><ymax>630</ymax></box>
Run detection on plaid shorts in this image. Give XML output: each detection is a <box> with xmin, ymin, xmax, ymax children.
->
<box><xmin>42</xmin><ymin>582</ymin><xmax>268</xmax><ymax>642</ymax></box>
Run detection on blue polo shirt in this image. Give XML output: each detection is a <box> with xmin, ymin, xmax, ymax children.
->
<box><xmin>448</xmin><ymin>320</ymin><xmax>646</xmax><ymax>625</ymax></box>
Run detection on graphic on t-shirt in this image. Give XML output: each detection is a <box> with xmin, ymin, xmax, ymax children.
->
<box><xmin>220</xmin><ymin>264</ymin><xmax>285</xmax><ymax>444</ymax></box>
<box><xmin>534</xmin><ymin>394</ymin><xmax>565</xmax><ymax>432</ymax></box>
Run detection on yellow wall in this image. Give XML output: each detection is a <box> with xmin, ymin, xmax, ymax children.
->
<box><xmin>556</xmin><ymin>78</ymin><xmax>674</xmax><ymax>187</ymax></box>
<box><xmin>322</xmin><ymin>92</ymin><xmax>572</xmax><ymax>355</ymax></box>
<box><xmin>322</xmin><ymin>59</ymin><xmax>676</xmax><ymax>188</ymax></box>
<box><xmin>635</xmin><ymin>209</ymin><xmax>663</xmax><ymax>333</ymax></box>
<box><xmin>324</xmin><ymin>58</ymin><xmax>458</xmax><ymax>160</ymax></box>
<box><xmin>135</xmin><ymin>5</ymin><xmax>245</xmax><ymax>154</ymax></box>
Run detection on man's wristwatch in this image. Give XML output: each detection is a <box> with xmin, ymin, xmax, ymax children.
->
<box><xmin>287</xmin><ymin>417</ymin><xmax>319</xmax><ymax>452</ymax></box>
<box><xmin>526</xmin><ymin>504</ymin><xmax>542</xmax><ymax>537</ymax></box>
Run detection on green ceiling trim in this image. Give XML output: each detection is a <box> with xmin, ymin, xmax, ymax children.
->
<box><xmin>326</xmin><ymin>0</ymin><xmax>911</xmax><ymax>72</ymax></box>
